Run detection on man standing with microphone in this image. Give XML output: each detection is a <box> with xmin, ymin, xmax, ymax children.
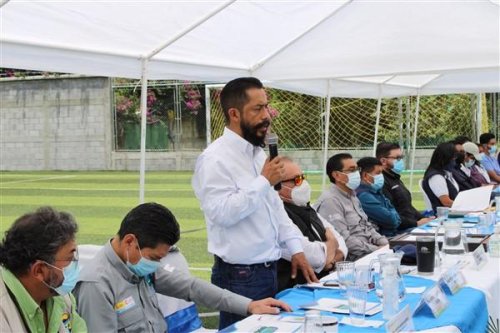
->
<box><xmin>192</xmin><ymin>77</ymin><xmax>317</xmax><ymax>329</ymax></box>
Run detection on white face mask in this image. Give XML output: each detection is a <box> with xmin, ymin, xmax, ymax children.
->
<box><xmin>290</xmin><ymin>180</ymin><xmax>311</xmax><ymax>207</ymax></box>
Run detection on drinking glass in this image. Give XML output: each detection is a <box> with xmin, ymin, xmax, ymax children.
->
<box><xmin>335</xmin><ymin>261</ymin><xmax>355</xmax><ymax>293</ymax></box>
<box><xmin>436</xmin><ymin>206</ymin><xmax>449</xmax><ymax>221</ymax></box>
<box><xmin>347</xmin><ymin>285</ymin><xmax>367</xmax><ymax>325</ymax></box>
<box><xmin>303</xmin><ymin>310</ymin><xmax>323</xmax><ymax>333</ymax></box>
<box><xmin>354</xmin><ymin>265</ymin><xmax>372</xmax><ymax>290</ymax></box>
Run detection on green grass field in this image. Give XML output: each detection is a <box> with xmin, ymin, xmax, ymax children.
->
<box><xmin>0</xmin><ymin>170</ymin><xmax>425</xmax><ymax>328</ymax></box>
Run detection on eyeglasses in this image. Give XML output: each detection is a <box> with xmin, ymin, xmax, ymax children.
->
<box><xmin>386</xmin><ymin>155</ymin><xmax>404</xmax><ymax>161</ymax></box>
<box><xmin>282</xmin><ymin>174</ymin><xmax>306</xmax><ymax>186</ymax></box>
<box><xmin>340</xmin><ymin>168</ymin><xmax>361</xmax><ymax>175</ymax></box>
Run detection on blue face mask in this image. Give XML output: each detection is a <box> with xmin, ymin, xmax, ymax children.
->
<box><xmin>43</xmin><ymin>260</ymin><xmax>80</xmax><ymax>295</ymax></box>
<box><xmin>489</xmin><ymin>146</ymin><xmax>497</xmax><ymax>155</ymax></box>
<box><xmin>369</xmin><ymin>174</ymin><xmax>385</xmax><ymax>191</ymax></box>
<box><xmin>126</xmin><ymin>243</ymin><xmax>161</xmax><ymax>277</ymax></box>
<box><xmin>464</xmin><ymin>159</ymin><xmax>475</xmax><ymax>168</ymax></box>
<box><xmin>392</xmin><ymin>159</ymin><xmax>405</xmax><ymax>174</ymax></box>
<box><xmin>344</xmin><ymin>171</ymin><xmax>361</xmax><ymax>190</ymax></box>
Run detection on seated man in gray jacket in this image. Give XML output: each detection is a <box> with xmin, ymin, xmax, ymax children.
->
<box><xmin>74</xmin><ymin>202</ymin><xmax>290</xmax><ymax>333</ymax></box>
<box><xmin>314</xmin><ymin>153</ymin><xmax>388</xmax><ymax>261</ymax></box>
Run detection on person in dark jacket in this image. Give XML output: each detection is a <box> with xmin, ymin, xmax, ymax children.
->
<box><xmin>422</xmin><ymin>142</ymin><xmax>460</xmax><ymax>214</ymax></box>
<box><xmin>356</xmin><ymin>157</ymin><xmax>402</xmax><ymax>237</ymax></box>
<box><xmin>376</xmin><ymin>143</ymin><xmax>434</xmax><ymax>230</ymax></box>
<box><xmin>450</xmin><ymin>139</ymin><xmax>481</xmax><ymax>191</ymax></box>
<box><xmin>276</xmin><ymin>157</ymin><xmax>347</xmax><ymax>291</ymax></box>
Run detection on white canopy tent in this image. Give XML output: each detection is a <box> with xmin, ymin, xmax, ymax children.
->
<box><xmin>2</xmin><ymin>0</ymin><xmax>499</xmax><ymax>200</ymax></box>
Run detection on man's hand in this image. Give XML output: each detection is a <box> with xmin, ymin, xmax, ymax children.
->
<box><xmin>324</xmin><ymin>229</ymin><xmax>339</xmax><ymax>271</ymax></box>
<box><xmin>247</xmin><ymin>298</ymin><xmax>292</xmax><ymax>315</ymax></box>
<box><xmin>261</xmin><ymin>157</ymin><xmax>285</xmax><ymax>186</ymax></box>
<box><xmin>291</xmin><ymin>252</ymin><xmax>319</xmax><ymax>283</ymax></box>
<box><xmin>417</xmin><ymin>216</ymin><xmax>435</xmax><ymax>226</ymax></box>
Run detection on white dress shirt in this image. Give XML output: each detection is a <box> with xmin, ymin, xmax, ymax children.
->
<box><xmin>192</xmin><ymin>127</ymin><xmax>303</xmax><ymax>265</ymax></box>
<box><xmin>281</xmin><ymin>214</ymin><xmax>348</xmax><ymax>273</ymax></box>
<box><xmin>428</xmin><ymin>171</ymin><xmax>460</xmax><ymax>198</ymax></box>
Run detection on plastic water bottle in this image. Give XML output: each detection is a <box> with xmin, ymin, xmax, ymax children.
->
<box><xmin>382</xmin><ymin>265</ymin><xmax>399</xmax><ymax>320</ymax></box>
<box><xmin>489</xmin><ymin>224</ymin><xmax>500</xmax><ymax>258</ymax></box>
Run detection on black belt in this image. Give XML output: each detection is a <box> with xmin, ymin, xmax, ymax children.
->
<box><xmin>214</xmin><ymin>255</ymin><xmax>276</xmax><ymax>268</ymax></box>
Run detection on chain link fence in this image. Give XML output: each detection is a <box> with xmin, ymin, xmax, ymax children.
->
<box><xmin>206</xmin><ymin>86</ymin><xmax>499</xmax><ymax>151</ymax></box>
<box><xmin>110</xmin><ymin>80</ymin><xmax>498</xmax><ymax>154</ymax></box>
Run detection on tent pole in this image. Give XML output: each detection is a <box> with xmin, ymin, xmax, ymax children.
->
<box><xmin>398</xmin><ymin>98</ymin><xmax>404</xmax><ymax>147</ymax></box>
<box><xmin>409</xmin><ymin>93</ymin><xmax>421</xmax><ymax>192</ymax></box>
<box><xmin>145</xmin><ymin>0</ymin><xmax>235</xmax><ymax>59</ymax></box>
<box><xmin>373</xmin><ymin>87</ymin><xmax>382</xmax><ymax>156</ymax></box>
<box><xmin>476</xmin><ymin>93</ymin><xmax>482</xmax><ymax>140</ymax></box>
<box><xmin>321</xmin><ymin>81</ymin><xmax>332</xmax><ymax>190</ymax></box>
<box><xmin>205</xmin><ymin>85</ymin><xmax>212</xmax><ymax>146</ymax></box>
<box><xmin>139</xmin><ymin>58</ymin><xmax>148</xmax><ymax>203</ymax></box>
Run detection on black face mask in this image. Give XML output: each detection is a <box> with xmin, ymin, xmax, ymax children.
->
<box><xmin>455</xmin><ymin>152</ymin><xmax>465</xmax><ymax>165</ymax></box>
<box><xmin>445</xmin><ymin>159</ymin><xmax>457</xmax><ymax>171</ymax></box>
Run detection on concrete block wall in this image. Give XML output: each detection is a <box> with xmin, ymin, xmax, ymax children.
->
<box><xmin>1</xmin><ymin>77</ymin><xmax>112</xmax><ymax>170</ymax></box>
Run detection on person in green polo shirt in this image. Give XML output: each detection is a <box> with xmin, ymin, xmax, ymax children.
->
<box><xmin>0</xmin><ymin>207</ymin><xmax>87</xmax><ymax>333</ymax></box>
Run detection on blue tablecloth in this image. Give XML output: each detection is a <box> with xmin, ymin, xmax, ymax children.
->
<box><xmin>274</xmin><ymin>275</ymin><xmax>487</xmax><ymax>333</ymax></box>
<box><xmin>415</xmin><ymin>218</ymin><xmax>495</xmax><ymax>235</ymax></box>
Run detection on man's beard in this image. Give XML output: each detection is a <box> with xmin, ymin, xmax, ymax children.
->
<box><xmin>241</xmin><ymin>119</ymin><xmax>270</xmax><ymax>147</ymax></box>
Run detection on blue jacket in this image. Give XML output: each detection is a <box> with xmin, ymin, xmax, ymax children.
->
<box><xmin>356</xmin><ymin>183</ymin><xmax>401</xmax><ymax>236</ymax></box>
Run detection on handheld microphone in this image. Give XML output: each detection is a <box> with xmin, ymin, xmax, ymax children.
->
<box><xmin>267</xmin><ymin>133</ymin><xmax>281</xmax><ymax>191</ymax></box>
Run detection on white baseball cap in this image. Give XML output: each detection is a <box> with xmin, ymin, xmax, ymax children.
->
<box><xmin>463</xmin><ymin>142</ymin><xmax>482</xmax><ymax>161</ymax></box>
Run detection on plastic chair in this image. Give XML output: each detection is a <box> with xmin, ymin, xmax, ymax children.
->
<box><xmin>419</xmin><ymin>179</ymin><xmax>433</xmax><ymax>212</ymax></box>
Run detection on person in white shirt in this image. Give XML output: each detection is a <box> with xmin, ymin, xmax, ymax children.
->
<box><xmin>192</xmin><ymin>77</ymin><xmax>317</xmax><ymax>329</ymax></box>
<box><xmin>422</xmin><ymin>142</ymin><xmax>460</xmax><ymax>213</ymax></box>
<box><xmin>276</xmin><ymin>157</ymin><xmax>347</xmax><ymax>291</ymax></box>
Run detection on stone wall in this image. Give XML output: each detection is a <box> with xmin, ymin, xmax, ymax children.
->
<box><xmin>0</xmin><ymin>76</ymin><xmax>434</xmax><ymax>171</ymax></box>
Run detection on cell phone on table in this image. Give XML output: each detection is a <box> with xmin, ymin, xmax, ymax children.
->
<box><xmin>322</xmin><ymin>280</ymin><xmax>340</xmax><ymax>287</ymax></box>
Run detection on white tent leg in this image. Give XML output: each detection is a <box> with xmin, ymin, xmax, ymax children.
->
<box><xmin>139</xmin><ymin>58</ymin><xmax>148</xmax><ymax>203</ymax></box>
<box><xmin>205</xmin><ymin>85</ymin><xmax>212</xmax><ymax>146</ymax></box>
<box><xmin>321</xmin><ymin>81</ymin><xmax>332</xmax><ymax>190</ymax></box>
<box><xmin>409</xmin><ymin>93</ymin><xmax>421</xmax><ymax>191</ymax></box>
<box><xmin>373</xmin><ymin>91</ymin><xmax>382</xmax><ymax>156</ymax></box>
<box><xmin>476</xmin><ymin>93</ymin><xmax>482</xmax><ymax>141</ymax></box>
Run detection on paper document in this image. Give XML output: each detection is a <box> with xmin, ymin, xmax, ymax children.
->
<box><xmin>451</xmin><ymin>185</ymin><xmax>493</xmax><ymax>213</ymax></box>
<box><xmin>301</xmin><ymin>298</ymin><xmax>382</xmax><ymax>315</ymax></box>
<box><xmin>233</xmin><ymin>315</ymin><xmax>302</xmax><ymax>333</ymax></box>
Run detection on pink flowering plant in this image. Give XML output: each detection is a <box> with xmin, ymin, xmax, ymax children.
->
<box><xmin>182</xmin><ymin>83</ymin><xmax>203</xmax><ymax>116</ymax></box>
<box><xmin>115</xmin><ymin>89</ymin><xmax>162</xmax><ymax>124</ymax></box>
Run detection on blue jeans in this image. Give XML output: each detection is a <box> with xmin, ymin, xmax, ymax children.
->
<box><xmin>211</xmin><ymin>256</ymin><xmax>278</xmax><ymax>330</ymax></box>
